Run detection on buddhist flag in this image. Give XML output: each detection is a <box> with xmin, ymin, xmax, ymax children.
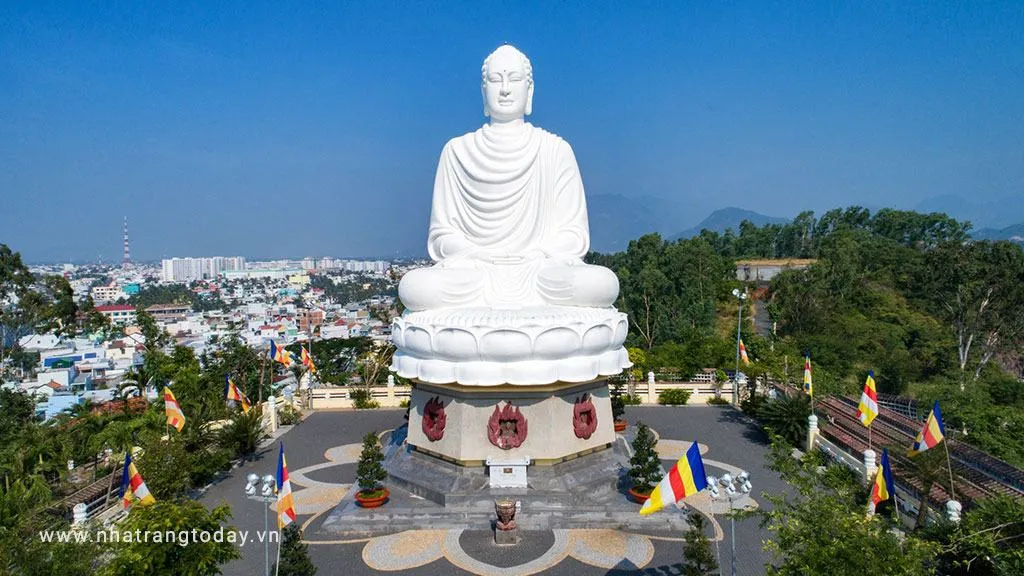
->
<box><xmin>225</xmin><ymin>376</ymin><xmax>251</xmax><ymax>414</ymax></box>
<box><xmin>739</xmin><ymin>340</ymin><xmax>750</xmax><ymax>366</ymax></box>
<box><xmin>301</xmin><ymin>345</ymin><xmax>317</xmax><ymax>374</ymax></box>
<box><xmin>276</xmin><ymin>443</ymin><xmax>297</xmax><ymax>528</ymax></box>
<box><xmin>120</xmin><ymin>452</ymin><xmax>155</xmax><ymax>509</ymax></box>
<box><xmin>856</xmin><ymin>371</ymin><xmax>878</xmax><ymax>427</ymax></box>
<box><xmin>163</xmin><ymin>386</ymin><xmax>186</xmax><ymax>432</ymax></box>
<box><xmin>639</xmin><ymin>442</ymin><xmax>708</xmax><ymax>516</ymax></box>
<box><xmin>270</xmin><ymin>340</ymin><xmax>294</xmax><ymax>366</ymax></box>
<box><xmin>802</xmin><ymin>354</ymin><xmax>813</xmax><ymax>397</ymax></box>
<box><xmin>909</xmin><ymin>401</ymin><xmax>945</xmax><ymax>456</ymax></box>
<box><xmin>869</xmin><ymin>448</ymin><xmax>895</xmax><ymax>510</ymax></box>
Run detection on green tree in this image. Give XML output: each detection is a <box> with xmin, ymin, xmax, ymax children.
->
<box><xmin>923</xmin><ymin>494</ymin><xmax>1024</xmax><ymax>575</ymax></box>
<box><xmin>759</xmin><ymin>437</ymin><xmax>936</xmax><ymax>576</ymax></box>
<box><xmin>99</xmin><ymin>501</ymin><xmax>240</xmax><ymax>576</ymax></box>
<box><xmin>274</xmin><ymin>524</ymin><xmax>318</xmax><ymax>576</ymax></box>
<box><xmin>628</xmin><ymin>423</ymin><xmax>662</xmax><ymax>494</ymax></box>
<box><xmin>0</xmin><ymin>388</ymin><xmax>36</xmax><ymax>446</ymax></box>
<box><xmin>136</xmin><ymin>437</ymin><xmax>192</xmax><ymax>500</ymax></box>
<box><xmin>682</xmin><ymin>512</ymin><xmax>719</xmax><ymax>575</ymax></box>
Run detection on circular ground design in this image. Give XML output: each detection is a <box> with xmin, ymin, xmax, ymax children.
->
<box><xmin>303</xmin><ymin>462</ymin><xmax>355</xmax><ymax>484</ymax></box>
<box><xmin>457</xmin><ymin>530</ymin><xmax>557</xmax><ymax>568</ymax></box>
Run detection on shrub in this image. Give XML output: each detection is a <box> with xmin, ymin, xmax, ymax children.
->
<box><xmin>740</xmin><ymin>394</ymin><xmax>766</xmax><ymax>414</ymax></box>
<box><xmin>658</xmin><ymin>389</ymin><xmax>692</xmax><ymax>406</ymax></box>
<box><xmin>707</xmin><ymin>396</ymin><xmax>731</xmax><ymax>406</ymax></box>
<box><xmin>350</xmin><ymin>388</ymin><xmax>380</xmax><ymax>409</ymax></box>
<box><xmin>356</xmin><ymin>432</ymin><xmax>387</xmax><ymax>495</ymax></box>
<box><xmin>398</xmin><ymin>399</ymin><xmax>410</xmax><ymax>408</ymax></box>
<box><xmin>278</xmin><ymin>404</ymin><xmax>302</xmax><ymax>425</ymax></box>
<box><xmin>629</xmin><ymin>423</ymin><xmax>662</xmax><ymax>494</ymax></box>
<box><xmin>622</xmin><ymin>393</ymin><xmax>643</xmax><ymax>406</ymax></box>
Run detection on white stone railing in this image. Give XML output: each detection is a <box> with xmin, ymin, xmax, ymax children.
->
<box><xmin>308</xmin><ymin>379</ymin><xmax>410</xmax><ymax>410</ymax></box>
<box><xmin>617</xmin><ymin>372</ymin><xmax>736</xmax><ymax>404</ymax></box>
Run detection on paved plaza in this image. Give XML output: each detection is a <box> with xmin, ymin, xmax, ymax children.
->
<box><xmin>202</xmin><ymin>406</ymin><xmax>787</xmax><ymax>575</ymax></box>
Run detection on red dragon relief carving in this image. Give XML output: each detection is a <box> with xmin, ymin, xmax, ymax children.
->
<box><xmin>572</xmin><ymin>393</ymin><xmax>598</xmax><ymax>439</ymax></box>
<box><xmin>487</xmin><ymin>402</ymin><xmax>528</xmax><ymax>450</ymax></box>
<box><xmin>421</xmin><ymin>396</ymin><xmax>446</xmax><ymax>442</ymax></box>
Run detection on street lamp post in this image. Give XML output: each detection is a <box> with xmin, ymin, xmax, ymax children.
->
<box><xmin>709</xmin><ymin>471</ymin><xmax>753</xmax><ymax>576</ymax></box>
<box><xmin>731</xmin><ymin>288</ymin><xmax>748</xmax><ymax>407</ymax></box>
<box><xmin>245</xmin><ymin>472</ymin><xmax>277</xmax><ymax>576</ymax></box>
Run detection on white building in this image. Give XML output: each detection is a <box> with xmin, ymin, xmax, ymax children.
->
<box><xmin>162</xmin><ymin>256</ymin><xmax>246</xmax><ymax>282</ymax></box>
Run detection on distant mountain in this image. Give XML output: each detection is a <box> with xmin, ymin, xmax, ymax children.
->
<box><xmin>971</xmin><ymin>223</ymin><xmax>1024</xmax><ymax>243</ymax></box>
<box><xmin>915</xmin><ymin>194</ymin><xmax>1024</xmax><ymax>230</ymax></box>
<box><xmin>587</xmin><ymin>194</ymin><xmax>690</xmax><ymax>252</ymax></box>
<box><xmin>672</xmin><ymin>207</ymin><xmax>789</xmax><ymax>240</ymax></box>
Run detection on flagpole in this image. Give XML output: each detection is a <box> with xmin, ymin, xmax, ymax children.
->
<box><xmin>258</xmin><ymin>348</ymin><xmax>267</xmax><ymax>405</ymax></box>
<box><xmin>275</xmin><ymin>523</ymin><xmax>282</xmax><ymax>576</ymax></box>
<box><xmin>943</xmin><ymin>439</ymin><xmax>956</xmax><ymax>502</ymax></box>
<box><xmin>868</xmin><ymin>425</ymin><xmax>872</xmax><ymax>452</ymax></box>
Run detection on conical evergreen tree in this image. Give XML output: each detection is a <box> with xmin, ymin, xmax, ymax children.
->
<box><xmin>682</xmin><ymin>512</ymin><xmax>719</xmax><ymax>575</ymax></box>
<box><xmin>356</xmin><ymin>431</ymin><xmax>387</xmax><ymax>494</ymax></box>
<box><xmin>273</xmin><ymin>524</ymin><xmax>317</xmax><ymax>576</ymax></box>
<box><xmin>629</xmin><ymin>422</ymin><xmax>662</xmax><ymax>494</ymax></box>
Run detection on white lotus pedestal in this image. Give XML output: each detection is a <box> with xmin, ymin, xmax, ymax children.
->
<box><xmin>392</xmin><ymin>306</ymin><xmax>629</xmax><ymax>466</ymax></box>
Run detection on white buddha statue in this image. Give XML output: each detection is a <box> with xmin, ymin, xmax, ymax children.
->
<box><xmin>399</xmin><ymin>45</ymin><xmax>619</xmax><ymax>311</ymax></box>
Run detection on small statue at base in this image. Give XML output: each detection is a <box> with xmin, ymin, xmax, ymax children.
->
<box><xmin>495</xmin><ymin>498</ymin><xmax>517</xmax><ymax>531</ymax></box>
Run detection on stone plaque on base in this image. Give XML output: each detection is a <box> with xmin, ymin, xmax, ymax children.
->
<box><xmin>486</xmin><ymin>456</ymin><xmax>530</xmax><ymax>488</ymax></box>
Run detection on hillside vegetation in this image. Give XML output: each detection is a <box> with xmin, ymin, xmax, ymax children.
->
<box><xmin>590</xmin><ymin>206</ymin><xmax>1024</xmax><ymax>466</ymax></box>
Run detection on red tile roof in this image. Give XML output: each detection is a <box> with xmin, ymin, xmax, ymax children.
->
<box><xmin>95</xmin><ymin>304</ymin><xmax>135</xmax><ymax>312</ymax></box>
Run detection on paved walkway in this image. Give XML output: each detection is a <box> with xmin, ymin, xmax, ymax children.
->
<box><xmin>204</xmin><ymin>406</ymin><xmax>783</xmax><ymax>575</ymax></box>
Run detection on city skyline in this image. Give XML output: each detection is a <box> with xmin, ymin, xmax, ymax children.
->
<box><xmin>3</xmin><ymin>2</ymin><xmax>1022</xmax><ymax>262</ymax></box>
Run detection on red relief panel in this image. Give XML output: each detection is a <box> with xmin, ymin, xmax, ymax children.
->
<box><xmin>487</xmin><ymin>402</ymin><xmax>528</xmax><ymax>450</ymax></box>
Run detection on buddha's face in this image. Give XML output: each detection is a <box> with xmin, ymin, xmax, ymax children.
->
<box><xmin>482</xmin><ymin>46</ymin><xmax>533</xmax><ymax>122</ymax></box>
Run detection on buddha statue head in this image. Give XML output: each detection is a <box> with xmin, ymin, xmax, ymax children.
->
<box><xmin>481</xmin><ymin>44</ymin><xmax>534</xmax><ymax>122</ymax></box>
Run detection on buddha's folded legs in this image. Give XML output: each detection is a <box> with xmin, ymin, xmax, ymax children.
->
<box><xmin>537</xmin><ymin>263</ymin><xmax>619</xmax><ymax>308</ymax></box>
<box><xmin>398</xmin><ymin>266</ymin><xmax>487</xmax><ymax>311</ymax></box>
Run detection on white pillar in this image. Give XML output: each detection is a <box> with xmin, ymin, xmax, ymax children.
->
<box><xmin>946</xmin><ymin>500</ymin><xmax>962</xmax><ymax>523</ymax></box>
<box><xmin>72</xmin><ymin>503</ymin><xmax>88</xmax><ymax>526</ymax></box>
<box><xmin>386</xmin><ymin>374</ymin><xmax>396</xmax><ymax>403</ymax></box>
<box><xmin>806</xmin><ymin>414</ymin><xmax>819</xmax><ymax>452</ymax></box>
<box><xmin>863</xmin><ymin>449</ymin><xmax>877</xmax><ymax>485</ymax></box>
<box><xmin>267</xmin><ymin>395</ymin><xmax>277</xmax><ymax>432</ymax></box>
<box><xmin>646</xmin><ymin>371</ymin><xmax>657</xmax><ymax>404</ymax></box>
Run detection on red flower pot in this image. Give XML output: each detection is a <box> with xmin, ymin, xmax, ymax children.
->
<box><xmin>614</xmin><ymin>420</ymin><xmax>628</xmax><ymax>433</ymax></box>
<box><xmin>355</xmin><ymin>488</ymin><xmax>390</xmax><ymax>508</ymax></box>
<box><xmin>628</xmin><ymin>487</ymin><xmax>652</xmax><ymax>504</ymax></box>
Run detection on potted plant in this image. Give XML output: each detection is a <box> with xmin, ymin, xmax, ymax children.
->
<box><xmin>628</xmin><ymin>423</ymin><xmax>661</xmax><ymax>503</ymax></box>
<box><xmin>354</xmin><ymin>431</ymin><xmax>389</xmax><ymax>508</ymax></box>
<box><xmin>611</xmin><ymin>387</ymin><xmax>628</xmax><ymax>432</ymax></box>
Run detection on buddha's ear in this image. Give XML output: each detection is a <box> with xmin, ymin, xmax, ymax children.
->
<box><xmin>525</xmin><ymin>84</ymin><xmax>534</xmax><ymax>116</ymax></box>
<box><xmin>482</xmin><ymin>86</ymin><xmax>490</xmax><ymax>117</ymax></box>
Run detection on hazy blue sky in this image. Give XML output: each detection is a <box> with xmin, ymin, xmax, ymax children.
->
<box><xmin>2</xmin><ymin>1</ymin><xmax>1022</xmax><ymax>262</ymax></box>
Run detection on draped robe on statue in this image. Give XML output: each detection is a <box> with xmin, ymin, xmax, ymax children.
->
<box><xmin>399</xmin><ymin>123</ymin><xmax>618</xmax><ymax>311</ymax></box>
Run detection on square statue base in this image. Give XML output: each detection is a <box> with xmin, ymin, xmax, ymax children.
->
<box><xmin>495</xmin><ymin>527</ymin><xmax>520</xmax><ymax>545</ymax></box>
<box><xmin>319</xmin><ymin>426</ymin><xmax>693</xmax><ymax>537</ymax></box>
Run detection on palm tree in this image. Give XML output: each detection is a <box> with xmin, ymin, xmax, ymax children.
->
<box><xmin>217</xmin><ymin>406</ymin><xmax>267</xmax><ymax>462</ymax></box>
<box><xmin>901</xmin><ymin>446</ymin><xmax>953</xmax><ymax>529</ymax></box>
<box><xmin>758</xmin><ymin>393</ymin><xmax>811</xmax><ymax>447</ymax></box>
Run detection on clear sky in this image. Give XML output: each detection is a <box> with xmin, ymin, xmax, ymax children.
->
<box><xmin>2</xmin><ymin>1</ymin><xmax>1022</xmax><ymax>262</ymax></box>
